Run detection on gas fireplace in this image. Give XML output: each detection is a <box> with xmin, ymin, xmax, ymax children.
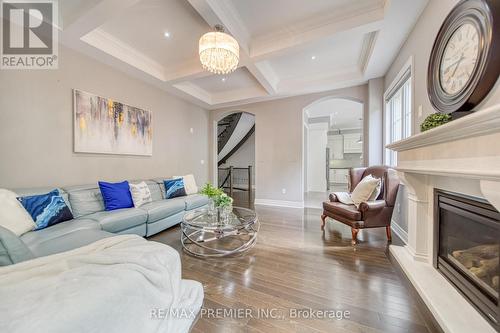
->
<box><xmin>435</xmin><ymin>190</ymin><xmax>500</xmax><ymax>331</ymax></box>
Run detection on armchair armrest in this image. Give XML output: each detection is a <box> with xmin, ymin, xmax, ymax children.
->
<box><xmin>329</xmin><ymin>193</ymin><xmax>339</xmax><ymax>202</ymax></box>
<box><xmin>359</xmin><ymin>200</ymin><xmax>386</xmax><ymax>213</ymax></box>
<box><xmin>359</xmin><ymin>200</ymin><xmax>392</xmax><ymax>228</ymax></box>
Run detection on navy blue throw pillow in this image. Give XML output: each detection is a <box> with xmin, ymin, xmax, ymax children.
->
<box><xmin>164</xmin><ymin>178</ymin><xmax>186</xmax><ymax>199</ymax></box>
<box><xmin>98</xmin><ymin>181</ymin><xmax>134</xmax><ymax>211</ymax></box>
<box><xmin>18</xmin><ymin>189</ymin><xmax>74</xmax><ymax>230</ymax></box>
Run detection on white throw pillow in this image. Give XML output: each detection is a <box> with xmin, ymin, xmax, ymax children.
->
<box><xmin>0</xmin><ymin>189</ymin><xmax>36</xmax><ymax>236</ymax></box>
<box><xmin>350</xmin><ymin>175</ymin><xmax>381</xmax><ymax>208</ymax></box>
<box><xmin>129</xmin><ymin>182</ymin><xmax>153</xmax><ymax>207</ymax></box>
<box><xmin>174</xmin><ymin>174</ymin><xmax>198</xmax><ymax>195</ymax></box>
<box><xmin>367</xmin><ymin>175</ymin><xmax>382</xmax><ymax>201</ymax></box>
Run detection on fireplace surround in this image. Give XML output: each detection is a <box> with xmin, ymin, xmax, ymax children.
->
<box><xmin>386</xmin><ymin>103</ymin><xmax>500</xmax><ymax>333</ymax></box>
<box><xmin>435</xmin><ymin>189</ymin><xmax>499</xmax><ymax>330</ymax></box>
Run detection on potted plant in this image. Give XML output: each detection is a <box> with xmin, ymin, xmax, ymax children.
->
<box><xmin>214</xmin><ymin>193</ymin><xmax>233</xmax><ymax>222</ymax></box>
<box><xmin>199</xmin><ymin>183</ymin><xmax>223</xmax><ymax>215</ymax></box>
<box><xmin>420</xmin><ymin>113</ymin><xmax>452</xmax><ymax>132</ymax></box>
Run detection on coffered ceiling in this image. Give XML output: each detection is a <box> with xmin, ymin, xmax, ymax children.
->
<box><xmin>60</xmin><ymin>0</ymin><xmax>428</xmax><ymax>109</ymax></box>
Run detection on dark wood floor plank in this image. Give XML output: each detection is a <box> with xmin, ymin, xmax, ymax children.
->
<box><xmin>149</xmin><ymin>203</ymin><xmax>433</xmax><ymax>333</ymax></box>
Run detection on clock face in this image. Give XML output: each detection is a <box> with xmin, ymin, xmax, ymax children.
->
<box><xmin>439</xmin><ymin>23</ymin><xmax>480</xmax><ymax>95</ymax></box>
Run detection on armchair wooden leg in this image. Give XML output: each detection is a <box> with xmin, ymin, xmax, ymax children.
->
<box><xmin>351</xmin><ymin>228</ymin><xmax>359</xmax><ymax>245</ymax></box>
<box><xmin>320</xmin><ymin>214</ymin><xmax>327</xmax><ymax>230</ymax></box>
<box><xmin>386</xmin><ymin>226</ymin><xmax>392</xmax><ymax>242</ymax></box>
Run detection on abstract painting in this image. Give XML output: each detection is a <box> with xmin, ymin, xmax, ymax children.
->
<box><xmin>73</xmin><ymin>89</ymin><xmax>152</xmax><ymax>156</ymax></box>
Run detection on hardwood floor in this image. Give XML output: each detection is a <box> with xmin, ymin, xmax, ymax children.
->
<box><xmin>149</xmin><ymin>205</ymin><xmax>433</xmax><ymax>333</ymax></box>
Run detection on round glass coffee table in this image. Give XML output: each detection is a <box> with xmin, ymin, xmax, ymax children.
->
<box><xmin>181</xmin><ymin>206</ymin><xmax>259</xmax><ymax>257</ymax></box>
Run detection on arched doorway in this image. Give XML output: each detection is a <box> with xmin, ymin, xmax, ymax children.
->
<box><xmin>302</xmin><ymin>97</ymin><xmax>364</xmax><ymax>208</ymax></box>
<box><xmin>214</xmin><ymin>111</ymin><xmax>255</xmax><ymax>207</ymax></box>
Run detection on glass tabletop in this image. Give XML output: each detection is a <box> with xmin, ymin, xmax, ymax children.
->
<box><xmin>182</xmin><ymin>206</ymin><xmax>257</xmax><ymax>230</ymax></box>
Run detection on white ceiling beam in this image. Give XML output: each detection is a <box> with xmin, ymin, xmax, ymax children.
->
<box><xmin>172</xmin><ymin>82</ymin><xmax>212</xmax><ymax>105</ymax></box>
<box><xmin>81</xmin><ymin>28</ymin><xmax>166</xmax><ymax>81</ymax></box>
<box><xmin>61</xmin><ymin>0</ymin><xmax>141</xmax><ymax>40</ymax></box>
<box><xmin>250</xmin><ymin>3</ymin><xmax>386</xmax><ymax>62</ymax></box>
<box><xmin>165</xmin><ymin>59</ymin><xmax>213</xmax><ymax>84</ymax></box>
<box><xmin>358</xmin><ymin>31</ymin><xmax>379</xmax><ymax>74</ymax></box>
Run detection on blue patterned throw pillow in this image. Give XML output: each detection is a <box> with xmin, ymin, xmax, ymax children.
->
<box><xmin>164</xmin><ymin>178</ymin><xmax>187</xmax><ymax>199</ymax></box>
<box><xmin>17</xmin><ymin>190</ymin><xmax>74</xmax><ymax>230</ymax></box>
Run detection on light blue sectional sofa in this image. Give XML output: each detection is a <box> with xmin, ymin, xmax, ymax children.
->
<box><xmin>12</xmin><ymin>179</ymin><xmax>208</xmax><ymax>258</ymax></box>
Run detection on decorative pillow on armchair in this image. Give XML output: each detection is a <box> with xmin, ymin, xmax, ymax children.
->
<box><xmin>367</xmin><ymin>175</ymin><xmax>382</xmax><ymax>201</ymax></box>
<box><xmin>350</xmin><ymin>175</ymin><xmax>382</xmax><ymax>208</ymax></box>
<box><xmin>17</xmin><ymin>189</ymin><xmax>74</xmax><ymax>230</ymax></box>
<box><xmin>164</xmin><ymin>178</ymin><xmax>187</xmax><ymax>199</ymax></box>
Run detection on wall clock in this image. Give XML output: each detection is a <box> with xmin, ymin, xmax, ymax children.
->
<box><xmin>428</xmin><ymin>0</ymin><xmax>500</xmax><ymax>114</ymax></box>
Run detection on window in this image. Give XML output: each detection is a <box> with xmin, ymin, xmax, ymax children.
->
<box><xmin>385</xmin><ymin>67</ymin><xmax>412</xmax><ymax>166</ymax></box>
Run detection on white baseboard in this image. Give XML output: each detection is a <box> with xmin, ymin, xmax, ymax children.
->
<box><xmin>254</xmin><ymin>199</ymin><xmax>304</xmax><ymax>208</ymax></box>
<box><xmin>391</xmin><ymin>219</ymin><xmax>408</xmax><ymax>244</ymax></box>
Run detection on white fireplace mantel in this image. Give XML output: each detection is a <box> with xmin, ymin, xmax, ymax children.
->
<box><xmin>387</xmin><ymin>103</ymin><xmax>500</xmax><ymax>333</ymax></box>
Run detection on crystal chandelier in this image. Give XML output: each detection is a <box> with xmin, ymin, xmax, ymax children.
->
<box><xmin>199</xmin><ymin>25</ymin><xmax>239</xmax><ymax>75</ymax></box>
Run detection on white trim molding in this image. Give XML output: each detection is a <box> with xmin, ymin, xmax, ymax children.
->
<box><xmin>387</xmin><ymin>103</ymin><xmax>500</xmax><ymax>151</ymax></box>
<box><xmin>254</xmin><ymin>199</ymin><xmax>305</xmax><ymax>209</ymax></box>
<box><xmin>390</xmin><ymin>219</ymin><xmax>408</xmax><ymax>244</ymax></box>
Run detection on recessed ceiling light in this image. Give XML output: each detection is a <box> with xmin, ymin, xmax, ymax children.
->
<box><xmin>311</xmin><ymin>55</ymin><xmax>316</xmax><ymax>60</ymax></box>
<box><xmin>164</xmin><ymin>32</ymin><xmax>171</xmax><ymax>38</ymax></box>
<box><xmin>221</xmin><ymin>77</ymin><xmax>227</xmax><ymax>82</ymax></box>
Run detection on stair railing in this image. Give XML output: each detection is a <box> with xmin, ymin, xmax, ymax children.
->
<box><xmin>218</xmin><ymin>165</ymin><xmax>253</xmax><ymax>204</ymax></box>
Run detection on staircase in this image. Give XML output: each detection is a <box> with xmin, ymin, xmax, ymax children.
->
<box><xmin>217</xmin><ymin>112</ymin><xmax>255</xmax><ymax>166</ymax></box>
<box><xmin>218</xmin><ymin>113</ymin><xmax>242</xmax><ymax>154</ymax></box>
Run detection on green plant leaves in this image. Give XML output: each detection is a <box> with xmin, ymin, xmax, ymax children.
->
<box><xmin>420</xmin><ymin>113</ymin><xmax>452</xmax><ymax>132</ymax></box>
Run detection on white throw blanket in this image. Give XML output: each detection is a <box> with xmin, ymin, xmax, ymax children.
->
<box><xmin>0</xmin><ymin>235</ymin><xmax>204</xmax><ymax>333</ymax></box>
<box><xmin>334</xmin><ymin>192</ymin><xmax>354</xmax><ymax>205</ymax></box>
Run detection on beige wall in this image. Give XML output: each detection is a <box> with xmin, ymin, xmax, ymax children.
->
<box><xmin>0</xmin><ymin>46</ymin><xmax>210</xmax><ymax>189</ymax></box>
<box><xmin>210</xmin><ymin>85</ymin><xmax>368</xmax><ymax>204</ymax></box>
<box><xmin>384</xmin><ymin>0</ymin><xmax>500</xmax><ymax>238</ymax></box>
<box><xmin>385</xmin><ymin>0</ymin><xmax>500</xmax><ymax>133</ymax></box>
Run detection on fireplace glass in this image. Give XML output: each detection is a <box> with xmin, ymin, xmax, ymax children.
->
<box><xmin>436</xmin><ymin>190</ymin><xmax>499</xmax><ymax>330</ymax></box>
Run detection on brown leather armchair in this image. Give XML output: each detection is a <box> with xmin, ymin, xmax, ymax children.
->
<box><xmin>321</xmin><ymin>166</ymin><xmax>400</xmax><ymax>245</ymax></box>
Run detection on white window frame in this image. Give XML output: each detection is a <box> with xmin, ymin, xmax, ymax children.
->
<box><xmin>383</xmin><ymin>56</ymin><xmax>414</xmax><ymax>166</ymax></box>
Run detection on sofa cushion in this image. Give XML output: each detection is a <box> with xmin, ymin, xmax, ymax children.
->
<box><xmin>20</xmin><ymin>218</ymin><xmax>101</xmax><ymax>249</ymax></box>
<box><xmin>185</xmin><ymin>194</ymin><xmax>209</xmax><ymax>211</ymax></box>
<box><xmin>140</xmin><ymin>199</ymin><xmax>185</xmax><ymax>223</ymax></box>
<box><xmin>150</xmin><ymin>178</ymin><xmax>168</xmax><ymax>199</ymax></box>
<box><xmin>323</xmin><ymin>201</ymin><xmax>362</xmax><ymax>221</ymax></box>
<box><xmin>27</xmin><ymin>229</ymin><xmax>114</xmax><ymax>257</ymax></box>
<box><xmin>85</xmin><ymin>208</ymin><xmax>147</xmax><ymax>233</ymax></box>
<box><xmin>64</xmin><ymin>185</ymin><xmax>105</xmax><ymax>218</ymax></box>
<box><xmin>145</xmin><ymin>180</ymin><xmax>163</xmax><ymax>201</ymax></box>
<box><xmin>0</xmin><ymin>226</ymin><xmax>34</xmax><ymax>266</ymax></box>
